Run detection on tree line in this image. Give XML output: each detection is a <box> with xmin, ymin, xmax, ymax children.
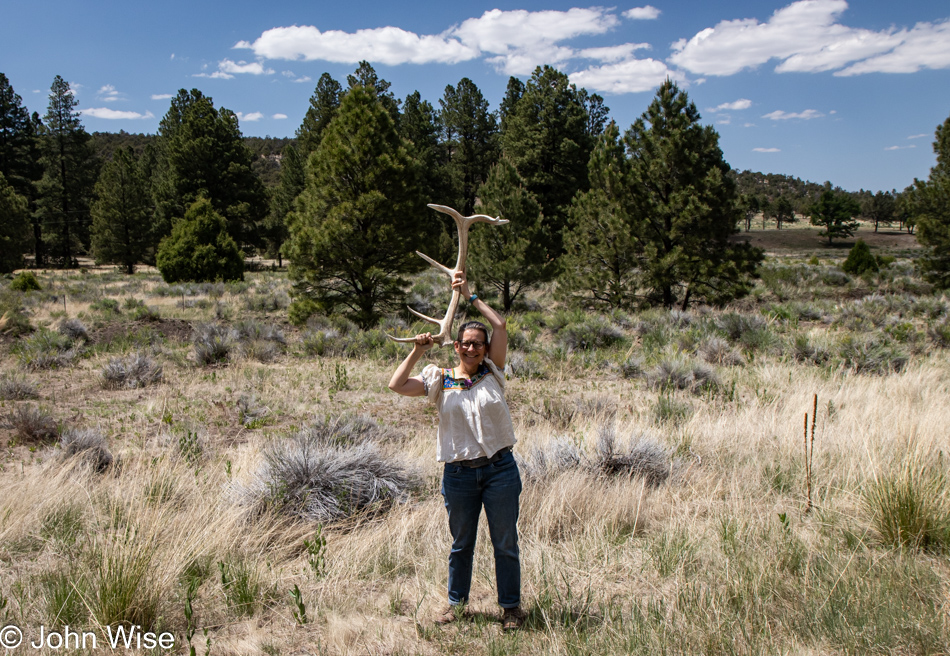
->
<box><xmin>2</xmin><ymin>66</ymin><xmax>949</xmax><ymax>326</ymax></box>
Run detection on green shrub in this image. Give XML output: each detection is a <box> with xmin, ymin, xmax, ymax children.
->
<box><xmin>10</xmin><ymin>271</ymin><xmax>41</xmax><ymax>291</ymax></box>
<box><xmin>156</xmin><ymin>198</ymin><xmax>243</xmax><ymax>283</ymax></box>
<box><xmin>842</xmin><ymin>239</ymin><xmax>879</xmax><ymax>275</ymax></box>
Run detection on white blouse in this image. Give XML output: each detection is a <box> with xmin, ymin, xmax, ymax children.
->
<box><xmin>421</xmin><ymin>358</ymin><xmax>517</xmax><ymax>463</ymax></box>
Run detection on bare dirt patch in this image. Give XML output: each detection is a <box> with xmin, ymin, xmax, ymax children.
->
<box><xmin>731</xmin><ymin>225</ymin><xmax>920</xmax><ymax>255</ymax></box>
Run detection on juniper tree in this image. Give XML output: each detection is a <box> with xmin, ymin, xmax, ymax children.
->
<box><xmin>285</xmin><ymin>86</ymin><xmax>425</xmax><ymax>328</ymax></box>
<box><xmin>35</xmin><ymin>76</ymin><xmax>98</xmax><ymax>267</ymax></box>
<box><xmin>468</xmin><ymin>158</ymin><xmax>552</xmax><ymax>311</ymax></box>
<box><xmin>90</xmin><ymin>147</ymin><xmax>151</xmax><ymax>274</ymax></box>
<box><xmin>156</xmin><ymin>197</ymin><xmax>243</xmax><ymax>283</ymax></box>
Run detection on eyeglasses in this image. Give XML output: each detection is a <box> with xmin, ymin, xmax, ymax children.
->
<box><xmin>459</xmin><ymin>340</ymin><xmax>486</xmax><ymax>349</ymax></box>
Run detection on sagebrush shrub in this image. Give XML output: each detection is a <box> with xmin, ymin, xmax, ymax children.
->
<box><xmin>697</xmin><ymin>337</ymin><xmax>745</xmax><ymax>366</ymax></box>
<box><xmin>101</xmin><ymin>353</ymin><xmax>163</xmax><ymax>389</ymax></box>
<box><xmin>192</xmin><ymin>323</ymin><xmax>237</xmax><ymax>365</ymax></box>
<box><xmin>60</xmin><ymin>428</ymin><xmax>114</xmax><ymax>472</ymax></box>
<box><xmin>558</xmin><ymin>316</ymin><xmax>624</xmax><ymax>351</ymax></box>
<box><xmin>649</xmin><ymin>358</ymin><xmax>720</xmax><ymax>391</ymax></box>
<box><xmin>595</xmin><ymin>425</ymin><xmax>671</xmax><ymax>486</ymax></box>
<box><xmin>16</xmin><ymin>328</ymin><xmax>79</xmax><ymax>370</ymax></box>
<box><xmin>7</xmin><ymin>404</ymin><xmax>58</xmax><ymax>441</ymax></box>
<box><xmin>58</xmin><ymin>318</ymin><xmax>89</xmax><ymax>341</ymax></box>
<box><xmin>0</xmin><ymin>372</ymin><xmax>39</xmax><ymax>400</ymax></box>
<box><xmin>234</xmin><ymin>425</ymin><xmax>417</xmax><ymax>523</ymax></box>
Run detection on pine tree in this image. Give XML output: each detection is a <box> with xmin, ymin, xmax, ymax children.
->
<box><xmin>297</xmin><ymin>73</ymin><xmax>342</xmax><ymax>158</ymax></box>
<box><xmin>468</xmin><ymin>158</ymin><xmax>552</xmax><ymax>311</ymax></box>
<box><xmin>774</xmin><ymin>195</ymin><xmax>795</xmax><ymax>229</ymax></box>
<box><xmin>285</xmin><ymin>86</ymin><xmax>425</xmax><ymax>328</ymax></box>
<box><xmin>500</xmin><ymin>66</ymin><xmax>594</xmax><ymax>257</ymax></box>
<box><xmin>0</xmin><ymin>74</ymin><xmax>41</xmax><ymax>267</ymax></box>
<box><xmin>440</xmin><ymin>78</ymin><xmax>498</xmax><ymax>215</ymax></box>
<box><xmin>916</xmin><ymin>113</ymin><xmax>950</xmax><ymax>289</ymax></box>
<box><xmin>35</xmin><ymin>76</ymin><xmax>98</xmax><ymax>267</ymax></box>
<box><xmin>401</xmin><ymin>91</ymin><xmax>449</xmax><ymax>204</ymax></box>
<box><xmin>153</xmin><ymin>89</ymin><xmax>268</xmax><ymax>252</ymax></box>
<box><xmin>560</xmin><ymin>123</ymin><xmax>641</xmax><ymax>309</ymax></box>
<box><xmin>563</xmin><ymin>82</ymin><xmax>762</xmax><ymax>310</ymax></box>
<box><xmin>90</xmin><ymin>147</ymin><xmax>151</xmax><ymax>274</ymax></box>
<box><xmin>808</xmin><ymin>189</ymin><xmax>861</xmax><ymax>244</ymax></box>
<box><xmin>623</xmin><ymin>81</ymin><xmax>762</xmax><ymax>309</ymax></box>
<box><xmin>346</xmin><ymin>61</ymin><xmax>400</xmax><ymax>123</ymax></box>
<box><xmin>0</xmin><ymin>172</ymin><xmax>31</xmax><ymax>273</ymax></box>
<box><xmin>156</xmin><ymin>197</ymin><xmax>243</xmax><ymax>283</ymax></box>
<box><xmin>263</xmin><ymin>143</ymin><xmax>304</xmax><ymax>267</ymax></box>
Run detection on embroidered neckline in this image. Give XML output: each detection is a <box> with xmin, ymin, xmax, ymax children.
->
<box><xmin>442</xmin><ymin>363</ymin><xmax>490</xmax><ymax>390</ymax></box>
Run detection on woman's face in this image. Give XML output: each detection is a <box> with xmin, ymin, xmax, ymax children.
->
<box><xmin>454</xmin><ymin>328</ymin><xmax>488</xmax><ymax>369</ymax></box>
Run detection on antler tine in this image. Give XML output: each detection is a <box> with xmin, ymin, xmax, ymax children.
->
<box><xmin>388</xmin><ymin>204</ymin><xmax>508</xmax><ymax>347</ymax></box>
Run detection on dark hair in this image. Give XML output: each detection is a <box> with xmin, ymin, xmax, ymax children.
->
<box><xmin>456</xmin><ymin>321</ymin><xmax>489</xmax><ymax>343</ymax></box>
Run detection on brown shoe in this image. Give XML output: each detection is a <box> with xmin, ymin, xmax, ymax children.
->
<box><xmin>501</xmin><ymin>606</ymin><xmax>526</xmax><ymax>631</ymax></box>
<box><xmin>434</xmin><ymin>604</ymin><xmax>467</xmax><ymax>625</ymax></box>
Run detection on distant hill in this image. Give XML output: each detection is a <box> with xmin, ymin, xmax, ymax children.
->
<box><xmin>89</xmin><ymin>132</ymin><xmax>295</xmax><ymax>188</ymax></box>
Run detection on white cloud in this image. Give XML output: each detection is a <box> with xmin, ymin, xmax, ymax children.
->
<box><xmin>762</xmin><ymin>109</ymin><xmax>824</xmax><ymax>120</ymax></box>
<box><xmin>236</xmin><ymin>24</ymin><xmax>476</xmax><ymax>65</ymax></box>
<box><xmin>885</xmin><ymin>144</ymin><xmax>916</xmax><ymax>150</ymax></box>
<box><xmin>236</xmin><ymin>112</ymin><xmax>264</xmax><ymax>122</ymax></box>
<box><xmin>836</xmin><ymin>20</ymin><xmax>950</xmax><ymax>75</ymax></box>
<box><xmin>292</xmin><ymin>76</ymin><xmax>312</xmax><ymax>83</ymax></box>
<box><xmin>81</xmin><ymin>108</ymin><xmax>155</xmax><ymax>120</ymax></box>
<box><xmin>218</xmin><ymin>59</ymin><xmax>275</xmax><ymax>75</ymax></box>
<box><xmin>669</xmin><ymin>0</ymin><xmax>950</xmax><ymax>77</ymax></box>
<box><xmin>577</xmin><ymin>43</ymin><xmax>650</xmax><ymax>63</ymax></box>
<box><xmin>235</xmin><ymin>7</ymin><xmax>620</xmax><ymax>75</ymax></box>
<box><xmin>570</xmin><ymin>58</ymin><xmax>680</xmax><ymax>94</ymax></box>
<box><xmin>97</xmin><ymin>85</ymin><xmax>123</xmax><ymax>102</ymax></box>
<box><xmin>151</xmin><ymin>94</ymin><xmax>173</xmax><ymax>100</ymax></box>
<box><xmin>624</xmin><ymin>6</ymin><xmax>661</xmax><ymax>20</ymax></box>
<box><xmin>709</xmin><ymin>98</ymin><xmax>752</xmax><ymax>112</ymax></box>
<box><xmin>193</xmin><ymin>71</ymin><xmax>235</xmax><ymax>80</ymax></box>
<box><xmin>273</xmin><ymin>113</ymin><xmax>288</xmax><ymax>119</ymax></box>
<box><xmin>170</xmin><ymin>53</ymin><xmax>175</xmax><ymax>61</ymax></box>
<box><xmin>753</xmin><ymin>147</ymin><xmax>781</xmax><ymax>152</ymax></box>
<box><xmin>908</xmin><ymin>133</ymin><xmax>928</xmax><ymax>139</ymax></box>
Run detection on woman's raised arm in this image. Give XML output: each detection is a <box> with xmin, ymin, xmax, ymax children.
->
<box><xmin>388</xmin><ymin>333</ymin><xmax>433</xmax><ymax>397</ymax></box>
<box><xmin>454</xmin><ymin>272</ymin><xmax>507</xmax><ymax>369</ymax></box>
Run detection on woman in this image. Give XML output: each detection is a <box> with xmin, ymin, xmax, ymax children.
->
<box><xmin>388</xmin><ymin>271</ymin><xmax>525</xmax><ymax>630</ymax></box>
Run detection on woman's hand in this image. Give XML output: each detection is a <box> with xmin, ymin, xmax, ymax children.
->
<box><xmin>413</xmin><ymin>332</ymin><xmax>435</xmax><ymax>352</ymax></box>
<box><xmin>452</xmin><ymin>271</ymin><xmax>472</xmax><ymax>299</ymax></box>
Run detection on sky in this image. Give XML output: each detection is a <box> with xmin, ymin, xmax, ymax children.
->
<box><xmin>2</xmin><ymin>0</ymin><xmax>948</xmax><ymax>193</ymax></box>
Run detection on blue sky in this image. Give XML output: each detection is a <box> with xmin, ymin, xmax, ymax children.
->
<box><xmin>2</xmin><ymin>0</ymin><xmax>948</xmax><ymax>193</ymax></box>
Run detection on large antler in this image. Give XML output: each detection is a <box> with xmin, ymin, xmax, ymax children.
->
<box><xmin>389</xmin><ymin>204</ymin><xmax>508</xmax><ymax>347</ymax></box>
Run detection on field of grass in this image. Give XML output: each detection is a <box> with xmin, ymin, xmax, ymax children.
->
<box><xmin>1</xmin><ymin>228</ymin><xmax>948</xmax><ymax>655</ymax></box>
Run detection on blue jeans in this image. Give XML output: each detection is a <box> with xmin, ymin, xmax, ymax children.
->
<box><xmin>441</xmin><ymin>449</ymin><xmax>522</xmax><ymax>608</ymax></box>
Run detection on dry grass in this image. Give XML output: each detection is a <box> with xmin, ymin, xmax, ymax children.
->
<box><xmin>1</xmin><ymin>262</ymin><xmax>949</xmax><ymax>655</ymax></box>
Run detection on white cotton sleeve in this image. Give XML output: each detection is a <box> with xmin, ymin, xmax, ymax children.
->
<box><xmin>421</xmin><ymin>364</ymin><xmax>443</xmax><ymax>405</ymax></box>
<box><xmin>482</xmin><ymin>358</ymin><xmax>506</xmax><ymax>391</ymax></box>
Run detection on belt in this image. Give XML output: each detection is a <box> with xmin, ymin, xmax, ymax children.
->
<box><xmin>455</xmin><ymin>446</ymin><xmax>512</xmax><ymax>468</ymax></box>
